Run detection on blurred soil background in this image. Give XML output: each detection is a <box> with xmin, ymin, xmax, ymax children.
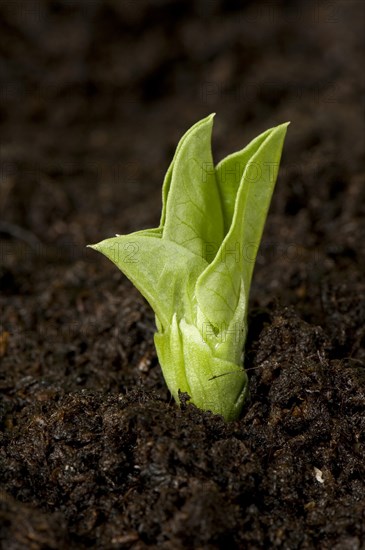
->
<box><xmin>0</xmin><ymin>0</ymin><xmax>364</xmax><ymax>548</ymax></box>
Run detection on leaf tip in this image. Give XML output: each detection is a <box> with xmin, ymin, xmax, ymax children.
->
<box><xmin>269</xmin><ymin>121</ymin><xmax>291</xmax><ymax>142</ymax></box>
<box><xmin>276</xmin><ymin>121</ymin><xmax>290</xmax><ymax>129</ymax></box>
<box><xmin>87</xmin><ymin>243</ymin><xmax>99</xmax><ymax>251</ymax></box>
<box><xmin>280</xmin><ymin>121</ymin><xmax>291</xmax><ymax>131</ymax></box>
<box><xmin>204</xmin><ymin>112</ymin><xmax>216</xmax><ymax>124</ymax></box>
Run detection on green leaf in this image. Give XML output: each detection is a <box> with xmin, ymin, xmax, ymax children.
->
<box><xmin>89</xmin><ymin>233</ymin><xmax>207</xmax><ymax>330</ymax></box>
<box><xmin>196</xmin><ymin>123</ymin><xmax>289</xmax><ymax>329</ymax></box>
<box><xmin>216</xmin><ymin>127</ymin><xmax>273</xmax><ymax>234</ymax></box>
<box><xmin>234</xmin><ymin>122</ymin><xmax>289</xmax><ymax>292</ymax></box>
<box><xmin>160</xmin><ymin>116</ymin><xmax>216</xmax><ymax>228</ymax></box>
<box><xmin>163</xmin><ymin>114</ymin><xmax>224</xmax><ymax>260</ymax></box>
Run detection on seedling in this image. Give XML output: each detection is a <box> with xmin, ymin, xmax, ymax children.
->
<box><xmin>90</xmin><ymin>115</ymin><xmax>288</xmax><ymax>420</ymax></box>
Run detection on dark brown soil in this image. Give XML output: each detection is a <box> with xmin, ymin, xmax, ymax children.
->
<box><xmin>1</xmin><ymin>1</ymin><xmax>364</xmax><ymax>548</ymax></box>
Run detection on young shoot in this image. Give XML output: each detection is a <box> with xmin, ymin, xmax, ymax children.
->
<box><xmin>90</xmin><ymin>114</ymin><xmax>289</xmax><ymax>420</ymax></box>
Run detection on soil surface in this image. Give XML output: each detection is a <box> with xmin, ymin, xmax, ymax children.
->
<box><xmin>0</xmin><ymin>1</ymin><xmax>364</xmax><ymax>548</ymax></box>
